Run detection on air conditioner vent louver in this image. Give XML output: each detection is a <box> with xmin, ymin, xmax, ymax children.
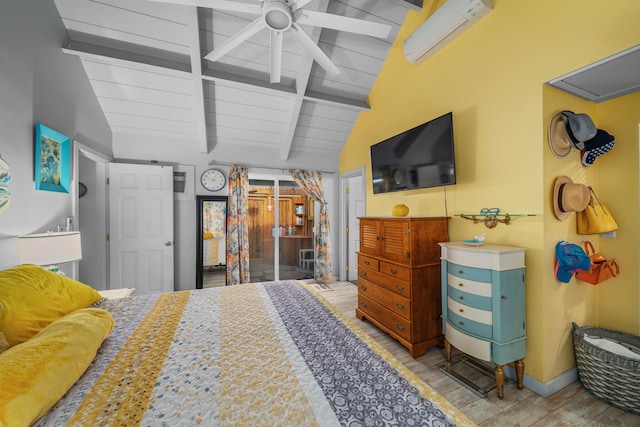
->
<box><xmin>404</xmin><ymin>0</ymin><xmax>493</xmax><ymax>64</ymax></box>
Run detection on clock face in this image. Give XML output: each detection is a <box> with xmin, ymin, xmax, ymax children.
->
<box><xmin>201</xmin><ymin>168</ymin><xmax>226</xmax><ymax>191</ymax></box>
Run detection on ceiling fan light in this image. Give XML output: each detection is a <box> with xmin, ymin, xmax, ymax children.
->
<box><xmin>263</xmin><ymin>1</ymin><xmax>292</xmax><ymax>31</ymax></box>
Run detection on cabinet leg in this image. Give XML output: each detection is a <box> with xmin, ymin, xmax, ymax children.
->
<box><xmin>444</xmin><ymin>339</ymin><xmax>451</xmax><ymax>363</ymax></box>
<box><xmin>515</xmin><ymin>359</ymin><xmax>525</xmax><ymax>390</ymax></box>
<box><xmin>495</xmin><ymin>364</ymin><xmax>504</xmax><ymax>399</ymax></box>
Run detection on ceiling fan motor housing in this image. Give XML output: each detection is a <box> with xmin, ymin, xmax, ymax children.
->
<box><xmin>263</xmin><ymin>0</ymin><xmax>292</xmax><ymax>32</ymax></box>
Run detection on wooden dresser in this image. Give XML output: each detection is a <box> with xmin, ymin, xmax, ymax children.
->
<box><xmin>355</xmin><ymin>217</ymin><xmax>448</xmax><ymax>357</ymax></box>
<box><xmin>439</xmin><ymin>242</ymin><xmax>526</xmax><ymax>399</ymax></box>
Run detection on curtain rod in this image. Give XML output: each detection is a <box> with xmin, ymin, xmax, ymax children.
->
<box><xmin>207</xmin><ymin>160</ymin><xmax>336</xmax><ymax>175</ymax></box>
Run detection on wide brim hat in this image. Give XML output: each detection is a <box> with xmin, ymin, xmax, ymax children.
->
<box><xmin>561</xmin><ymin>110</ymin><xmax>597</xmax><ymax>150</ymax></box>
<box><xmin>553</xmin><ymin>176</ymin><xmax>590</xmax><ymax>221</ymax></box>
<box><xmin>548</xmin><ymin>112</ymin><xmax>572</xmax><ymax>158</ymax></box>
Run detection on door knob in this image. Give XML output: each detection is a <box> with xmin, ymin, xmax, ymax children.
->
<box><xmin>165</xmin><ymin>241</ymin><xmax>172</xmax><ymax>246</ymax></box>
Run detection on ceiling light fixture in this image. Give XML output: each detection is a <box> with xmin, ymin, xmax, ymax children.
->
<box><xmin>263</xmin><ymin>0</ymin><xmax>292</xmax><ymax>31</ymax></box>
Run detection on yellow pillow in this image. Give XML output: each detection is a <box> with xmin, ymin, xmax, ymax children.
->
<box><xmin>0</xmin><ymin>264</ymin><xmax>104</xmax><ymax>348</ymax></box>
<box><xmin>0</xmin><ymin>308</ymin><xmax>114</xmax><ymax>427</ymax></box>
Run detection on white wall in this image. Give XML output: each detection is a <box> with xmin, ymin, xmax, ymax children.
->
<box><xmin>0</xmin><ymin>1</ymin><xmax>112</xmax><ymax>271</ymax></box>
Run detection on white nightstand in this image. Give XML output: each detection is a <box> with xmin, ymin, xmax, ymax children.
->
<box><xmin>98</xmin><ymin>288</ymin><xmax>135</xmax><ymax>299</ymax></box>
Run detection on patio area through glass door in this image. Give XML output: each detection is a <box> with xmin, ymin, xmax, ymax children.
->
<box><xmin>248</xmin><ymin>176</ymin><xmax>315</xmax><ymax>282</ymax></box>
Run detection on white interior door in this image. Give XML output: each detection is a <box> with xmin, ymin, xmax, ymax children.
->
<box><xmin>109</xmin><ymin>163</ymin><xmax>174</xmax><ymax>295</ymax></box>
<box><xmin>347</xmin><ymin>174</ymin><xmax>364</xmax><ymax>281</ymax></box>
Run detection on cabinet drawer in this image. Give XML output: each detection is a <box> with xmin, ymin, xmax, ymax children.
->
<box><xmin>358</xmin><ymin>254</ymin><xmax>379</xmax><ymax>270</ymax></box>
<box><xmin>447</xmin><ymin>262</ymin><xmax>492</xmax><ymax>283</ymax></box>
<box><xmin>448</xmin><ymin>297</ymin><xmax>492</xmax><ymax>325</ymax></box>
<box><xmin>447</xmin><ymin>310</ymin><xmax>492</xmax><ymax>339</ymax></box>
<box><xmin>445</xmin><ymin>320</ymin><xmax>491</xmax><ymax>362</ymax></box>
<box><xmin>359</xmin><ymin>278</ymin><xmax>411</xmax><ymax>320</ymax></box>
<box><xmin>358</xmin><ymin>294</ymin><xmax>411</xmax><ymax>342</ymax></box>
<box><xmin>447</xmin><ymin>273</ymin><xmax>491</xmax><ymax>297</ymax></box>
<box><xmin>447</xmin><ymin>286</ymin><xmax>492</xmax><ymax>311</ymax></box>
<box><xmin>379</xmin><ymin>261</ymin><xmax>410</xmax><ymax>282</ymax></box>
<box><xmin>359</xmin><ymin>267</ymin><xmax>411</xmax><ymax>299</ymax></box>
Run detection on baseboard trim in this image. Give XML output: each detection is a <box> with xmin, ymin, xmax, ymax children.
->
<box><xmin>503</xmin><ymin>365</ymin><xmax>578</xmax><ymax>398</ymax></box>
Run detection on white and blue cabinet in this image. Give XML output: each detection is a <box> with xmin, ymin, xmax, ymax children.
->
<box><xmin>438</xmin><ymin>242</ymin><xmax>526</xmax><ymax>399</ymax></box>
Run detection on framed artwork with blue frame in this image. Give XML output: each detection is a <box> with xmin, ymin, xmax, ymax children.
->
<box><xmin>35</xmin><ymin>124</ymin><xmax>71</xmax><ymax>193</ymax></box>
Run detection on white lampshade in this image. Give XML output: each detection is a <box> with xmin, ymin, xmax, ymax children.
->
<box><xmin>18</xmin><ymin>231</ymin><xmax>82</xmax><ymax>266</ymax></box>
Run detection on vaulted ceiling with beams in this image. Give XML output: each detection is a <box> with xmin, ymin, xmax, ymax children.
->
<box><xmin>53</xmin><ymin>0</ymin><xmax>420</xmax><ymax>171</ymax></box>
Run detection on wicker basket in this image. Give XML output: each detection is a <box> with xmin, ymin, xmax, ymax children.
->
<box><xmin>572</xmin><ymin>322</ymin><xmax>640</xmax><ymax>414</ymax></box>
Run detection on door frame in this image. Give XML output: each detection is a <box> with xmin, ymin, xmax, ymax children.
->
<box><xmin>196</xmin><ymin>195</ymin><xmax>228</xmax><ymax>289</ymax></box>
<box><xmin>72</xmin><ymin>141</ymin><xmax>112</xmax><ymax>283</ymax></box>
<box><xmin>339</xmin><ymin>167</ymin><xmax>366</xmax><ymax>282</ymax></box>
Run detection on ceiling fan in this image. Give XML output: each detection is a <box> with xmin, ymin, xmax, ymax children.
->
<box><xmin>149</xmin><ymin>0</ymin><xmax>392</xmax><ymax>83</ymax></box>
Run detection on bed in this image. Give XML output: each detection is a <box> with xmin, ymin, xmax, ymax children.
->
<box><xmin>0</xmin><ymin>264</ymin><xmax>473</xmax><ymax>426</ymax></box>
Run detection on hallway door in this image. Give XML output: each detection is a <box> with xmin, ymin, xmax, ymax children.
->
<box><xmin>108</xmin><ymin>163</ymin><xmax>174</xmax><ymax>295</ymax></box>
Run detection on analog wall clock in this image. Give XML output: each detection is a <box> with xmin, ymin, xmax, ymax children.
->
<box><xmin>201</xmin><ymin>168</ymin><xmax>226</xmax><ymax>191</ymax></box>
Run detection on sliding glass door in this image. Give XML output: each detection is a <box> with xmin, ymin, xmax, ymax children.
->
<box><xmin>248</xmin><ymin>176</ymin><xmax>314</xmax><ymax>282</ymax></box>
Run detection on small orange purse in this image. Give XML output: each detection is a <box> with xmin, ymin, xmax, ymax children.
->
<box><xmin>575</xmin><ymin>241</ymin><xmax>619</xmax><ymax>285</ymax></box>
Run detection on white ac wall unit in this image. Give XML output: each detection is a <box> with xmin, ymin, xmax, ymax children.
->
<box><xmin>404</xmin><ymin>0</ymin><xmax>493</xmax><ymax>64</ymax></box>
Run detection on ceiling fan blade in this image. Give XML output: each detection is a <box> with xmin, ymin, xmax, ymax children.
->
<box><xmin>290</xmin><ymin>23</ymin><xmax>341</xmax><ymax>78</ymax></box>
<box><xmin>146</xmin><ymin>0</ymin><xmax>261</xmax><ymax>14</ymax></box>
<box><xmin>294</xmin><ymin>10</ymin><xmax>391</xmax><ymax>39</ymax></box>
<box><xmin>205</xmin><ymin>18</ymin><xmax>266</xmax><ymax>62</ymax></box>
<box><xmin>270</xmin><ymin>31</ymin><xmax>283</xmax><ymax>84</ymax></box>
<box><xmin>289</xmin><ymin>0</ymin><xmax>314</xmax><ymax>12</ymax></box>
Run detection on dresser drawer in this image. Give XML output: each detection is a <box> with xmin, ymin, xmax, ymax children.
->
<box><xmin>447</xmin><ymin>285</ymin><xmax>492</xmax><ymax>311</ymax></box>
<box><xmin>358</xmin><ymin>254</ymin><xmax>379</xmax><ymax>270</ymax></box>
<box><xmin>447</xmin><ymin>273</ymin><xmax>491</xmax><ymax>297</ymax></box>
<box><xmin>379</xmin><ymin>261</ymin><xmax>410</xmax><ymax>282</ymax></box>
<box><xmin>447</xmin><ymin>310</ymin><xmax>492</xmax><ymax>339</ymax></box>
<box><xmin>447</xmin><ymin>262</ymin><xmax>493</xmax><ymax>283</ymax></box>
<box><xmin>448</xmin><ymin>297</ymin><xmax>492</xmax><ymax>325</ymax></box>
<box><xmin>445</xmin><ymin>320</ymin><xmax>491</xmax><ymax>362</ymax></box>
<box><xmin>358</xmin><ymin>294</ymin><xmax>411</xmax><ymax>342</ymax></box>
<box><xmin>359</xmin><ymin>267</ymin><xmax>411</xmax><ymax>299</ymax></box>
<box><xmin>359</xmin><ymin>278</ymin><xmax>411</xmax><ymax>320</ymax></box>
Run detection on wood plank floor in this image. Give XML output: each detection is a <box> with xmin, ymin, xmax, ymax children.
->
<box><xmin>321</xmin><ymin>281</ymin><xmax>640</xmax><ymax>427</ymax></box>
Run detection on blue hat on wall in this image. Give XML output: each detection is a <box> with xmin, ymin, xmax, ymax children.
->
<box><xmin>580</xmin><ymin>129</ymin><xmax>615</xmax><ymax>167</ymax></box>
<box><xmin>555</xmin><ymin>241</ymin><xmax>591</xmax><ymax>283</ymax></box>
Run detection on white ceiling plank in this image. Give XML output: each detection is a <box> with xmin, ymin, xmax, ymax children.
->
<box><xmin>81</xmin><ymin>60</ymin><xmax>194</xmax><ymax>94</ymax></box>
<box><xmin>99</xmin><ymin>98</ymin><xmax>196</xmax><ymax>122</ymax></box>
<box><xmin>105</xmin><ymin>112</ymin><xmax>198</xmax><ymax>134</ymax></box>
<box><xmin>89</xmin><ymin>80</ymin><xmax>196</xmax><ymax>108</ymax></box>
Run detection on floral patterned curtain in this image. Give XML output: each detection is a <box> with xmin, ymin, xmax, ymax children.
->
<box><xmin>226</xmin><ymin>164</ymin><xmax>250</xmax><ymax>285</ymax></box>
<box><xmin>289</xmin><ymin>169</ymin><xmax>332</xmax><ymax>284</ymax></box>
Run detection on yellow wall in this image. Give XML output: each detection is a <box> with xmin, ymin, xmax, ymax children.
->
<box><xmin>340</xmin><ymin>0</ymin><xmax>640</xmax><ymax>384</ymax></box>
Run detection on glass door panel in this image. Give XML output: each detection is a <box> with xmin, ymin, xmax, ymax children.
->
<box><xmin>278</xmin><ymin>180</ymin><xmax>314</xmax><ymax>281</ymax></box>
<box><xmin>247</xmin><ymin>180</ymin><xmax>275</xmax><ymax>282</ymax></box>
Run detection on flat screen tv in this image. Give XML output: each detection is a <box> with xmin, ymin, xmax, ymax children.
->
<box><xmin>370</xmin><ymin>112</ymin><xmax>456</xmax><ymax>194</ymax></box>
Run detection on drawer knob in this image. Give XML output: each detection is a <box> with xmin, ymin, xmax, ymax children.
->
<box><xmin>361</xmin><ymin>302</ymin><xmax>368</xmax><ymax>308</ymax></box>
<box><xmin>360</xmin><ymin>285</ymin><xmax>367</xmax><ymax>291</ymax></box>
<box><xmin>459</xmin><ymin>308</ymin><xmax>464</xmax><ymax>313</ymax></box>
<box><xmin>364</xmin><ymin>261</ymin><xmax>370</xmax><ymax>266</ymax></box>
<box><xmin>390</xmin><ymin>268</ymin><xmax>398</xmax><ymax>275</ymax></box>
<box><xmin>360</xmin><ymin>271</ymin><xmax>366</xmax><ymax>277</ymax></box>
<box><xmin>501</xmin><ymin>295</ymin><xmax>507</xmax><ymax>300</ymax></box>
<box><xmin>458</xmin><ymin>296</ymin><xmax>464</xmax><ymax>300</ymax></box>
<box><xmin>458</xmin><ymin>321</ymin><xmax>464</xmax><ymax>326</ymax></box>
<box><xmin>395</xmin><ymin>303</ymin><xmax>405</xmax><ymax>310</ymax></box>
<box><xmin>395</xmin><ymin>285</ymin><xmax>404</xmax><ymax>292</ymax></box>
<box><xmin>458</xmin><ymin>269</ymin><xmax>464</xmax><ymax>274</ymax></box>
<box><xmin>395</xmin><ymin>323</ymin><xmax>405</xmax><ymax>331</ymax></box>
<box><xmin>458</xmin><ymin>283</ymin><xmax>463</xmax><ymax>287</ymax></box>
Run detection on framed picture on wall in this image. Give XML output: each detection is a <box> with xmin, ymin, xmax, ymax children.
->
<box><xmin>34</xmin><ymin>123</ymin><xmax>71</xmax><ymax>193</ymax></box>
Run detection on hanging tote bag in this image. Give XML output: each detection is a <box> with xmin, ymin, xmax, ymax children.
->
<box><xmin>575</xmin><ymin>241</ymin><xmax>620</xmax><ymax>285</ymax></box>
<box><xmin>576</xmin><ymin>186</ymin><xmax>619</xmax><ymax>235</ymax></box>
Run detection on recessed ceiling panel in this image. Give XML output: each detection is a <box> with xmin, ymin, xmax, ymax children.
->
<box><xmin>547</xmin><ymin>45</ymin><xmax>640</xmax><ymax>103</ymax></box>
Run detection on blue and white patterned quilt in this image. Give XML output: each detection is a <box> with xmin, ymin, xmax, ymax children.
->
<box><xmin>37</xmin><ymin>280</ymin><xmax>473</xmax><ymax>426</ymax></box>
